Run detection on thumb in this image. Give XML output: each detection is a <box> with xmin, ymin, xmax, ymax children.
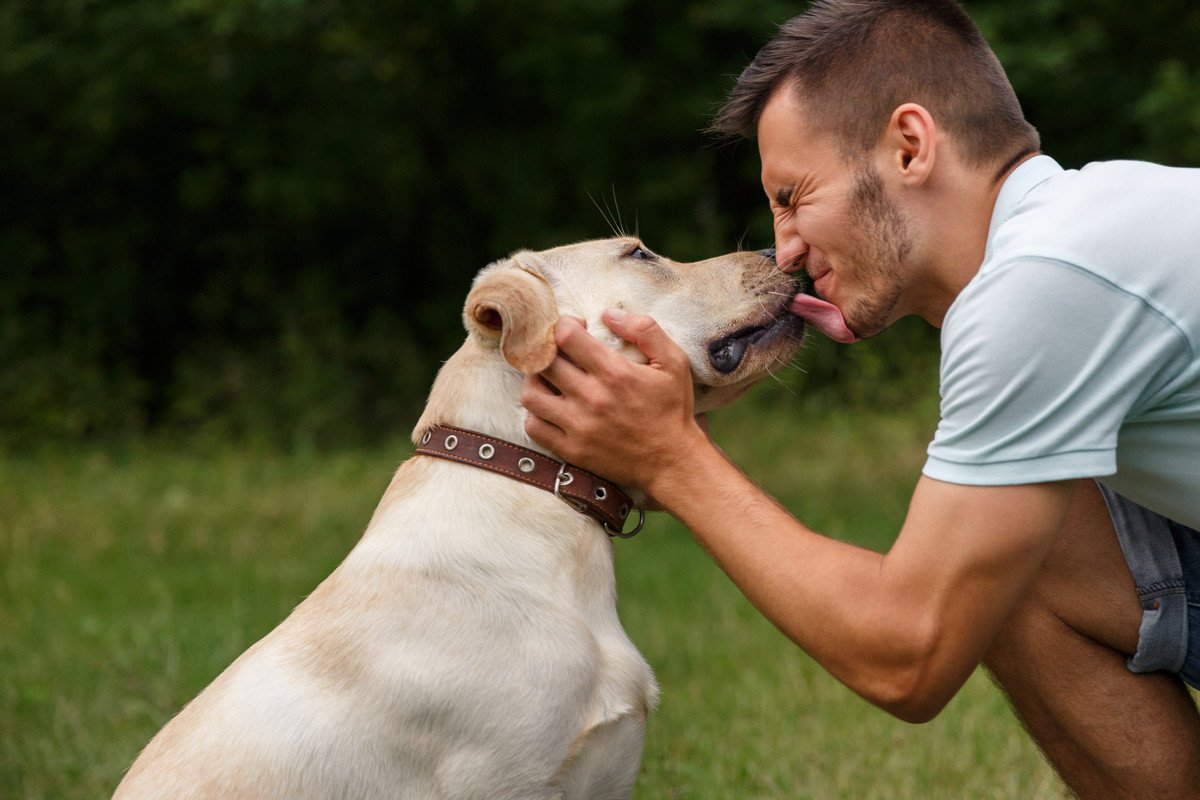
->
<box><xmin>602</xmin><ymin>308</ymin><xmax>687</xmax><ymax>372</ymax></box>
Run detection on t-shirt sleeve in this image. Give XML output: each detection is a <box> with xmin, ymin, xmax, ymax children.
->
<box><xmin>924</xmin><ymin>257</ymin><xmax>1189</xmax><ymax>486</ymax></box>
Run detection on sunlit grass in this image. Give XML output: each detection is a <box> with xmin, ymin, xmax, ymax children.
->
<box><xmin>0</xmin><ymin>393</ymin><xmax>1064</xmax><ymax>798</ymax></box>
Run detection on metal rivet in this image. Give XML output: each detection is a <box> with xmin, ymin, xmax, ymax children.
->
<box><xmin>594</xmin><ymin>487</ymin><xmax>608</xmax><ymax>501</ymax></box>
<box><xmin>559</xmin><ymin>471</ymin><xmax>574</xmax><ymax>486</ymax></box>
<box><xmin>518</xmin><ymin>457</ymin><xmax>535</xmax><ymax>473</ymax></box>
<box><xmin>444</xmin><ymin>435</ymin><xmax>458</xmax><ymax>450</ymax></box>
<box><xmin>619</xmin><ymin>504</ymin><xmax>629</xmax><ymax>518</ymax></box>
<box><xmin>420</xmin><ymin>431</ymin><xmax>431</xmax><ymax>445</ymax></box>
<box><xmin>478</xmin><ymin>444</ymin><xmax>495</xmax><ymax>460</ymax></box>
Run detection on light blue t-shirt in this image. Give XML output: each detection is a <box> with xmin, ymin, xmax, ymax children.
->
<box><xmin>923</xmin><ymin>156</ymin><xmax>1200</xmax><ymax>530</ymax></box>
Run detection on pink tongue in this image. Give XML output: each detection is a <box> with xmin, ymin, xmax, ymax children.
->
<box><xmin>789</xmin><ymin>294</ymin><xmax>860</xmax><ymax>344</ymax></box>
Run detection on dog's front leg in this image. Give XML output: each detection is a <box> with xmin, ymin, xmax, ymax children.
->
<box><xmin>555</xmin><ymin>711</ymin><xmax>647</xmax><ymax>800</ymax></box>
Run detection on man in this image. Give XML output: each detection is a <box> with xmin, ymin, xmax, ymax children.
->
<box><xmin>520</xmin><ymin>1</ymin><xmax>1200</xmax><ymax>797</ymax></box>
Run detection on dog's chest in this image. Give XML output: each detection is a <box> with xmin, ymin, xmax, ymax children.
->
<box><xmin>346</xmin><ymin>465</ymin><xmax>659</xmax><ymax>710</ymax></box>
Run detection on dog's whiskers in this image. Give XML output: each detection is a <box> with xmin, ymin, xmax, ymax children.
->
<box><xmin>609</xmin><ymin>185</ymin><xmax>626</xmax><ymax>237</ymax></box>
<box><xmin>763</xmin><ymin>362</ymin><xmax>800</xmax><ymax>397</ymax></box>
<box><xmin>589</xmin><ymin>187</ymin><xmax>629</xmax><ymax>238</ymax></box>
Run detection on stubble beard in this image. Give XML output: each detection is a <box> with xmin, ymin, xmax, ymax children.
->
<box><xmin>841</xmin><ymin>166</ymin><xmax>912</xmax><ymax>339</ymax></box>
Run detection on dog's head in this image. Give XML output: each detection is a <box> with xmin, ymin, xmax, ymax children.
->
<box><xmin>463</xmin><ymin>237</ymin><xmax>803</xmax><ymax>412</ymax></box>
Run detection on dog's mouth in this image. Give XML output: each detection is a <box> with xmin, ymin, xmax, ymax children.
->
<box><xmin>707</xmin><ymin>312</ymin><xmax>804</xmax><ymax>375</ymax></box>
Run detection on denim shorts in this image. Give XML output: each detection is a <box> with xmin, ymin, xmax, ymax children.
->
<box><xmin>1097</xmin><ymin>482</ymin><xmax>1200</xmax><ymax>689</ymax></box>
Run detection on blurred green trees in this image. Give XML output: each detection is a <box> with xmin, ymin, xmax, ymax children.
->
<box><xmin>3</xmin><ymin>0</ymin><xmax>1199</xmax><ymax>447</ymax></box>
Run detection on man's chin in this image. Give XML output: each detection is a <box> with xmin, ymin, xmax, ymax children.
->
<box><xmin>842</xmin><ymin>294</ymin><xmax>902</xmax><ymax>340</ymax></box>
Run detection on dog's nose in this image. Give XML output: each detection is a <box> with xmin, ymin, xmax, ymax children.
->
<box><xmin>758</xmin><ymin>248</ymin><xmax>776</xmax><ymax>262</ymax></box>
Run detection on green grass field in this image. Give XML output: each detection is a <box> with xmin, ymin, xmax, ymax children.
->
<box><xmin>0</xmin><ymin>393</ymin><xmax>1065</xmax><ymax>798</ymax></box>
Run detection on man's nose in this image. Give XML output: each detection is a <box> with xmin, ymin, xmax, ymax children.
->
<box><xmin>774</xmin><ymin>237</ymin><xmax>809</xmax><ymax>274</ymax></box>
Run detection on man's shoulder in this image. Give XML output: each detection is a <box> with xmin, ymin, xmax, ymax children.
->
<box><xmin>998</xmin><ymin>159</ymin><xmax>1200</xmax><ymax>254</ymax></box>
<box><xmin>1047</xmin><ymin>158</ymin><xmax>1195</xmax><ymax>194</ymax></box>
<box><xmin>972</xmin><ymin>157</ymin><xmax>1200</xmax><ymax>337</ymax></box>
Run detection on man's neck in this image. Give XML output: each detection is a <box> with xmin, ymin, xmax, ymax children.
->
<box><xmin>914</xmin><ymin>151</ymin><xmax>1040</xmax><ymax>328</ymax></box>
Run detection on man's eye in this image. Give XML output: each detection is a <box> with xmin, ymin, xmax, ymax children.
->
<box><xmin>773</xmin><ymin>186</ymin><xmax>796</xmax><ymax>211</ymax></box>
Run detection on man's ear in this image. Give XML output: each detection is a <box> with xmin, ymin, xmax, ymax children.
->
<box><xmin>464</xmin><ymin>255</ymin><xmax>559</xmax><ymax>373</ymax></box>
<box><xmin>885</xmin><ymin>102</ymin><xmax>936</xmax><ymax>185</ymax></box>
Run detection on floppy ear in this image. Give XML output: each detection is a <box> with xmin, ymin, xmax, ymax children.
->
<box><xmin>464</xmin><ymin>257</ymin><xmax>559</xmax><ymax>373</ymax></box>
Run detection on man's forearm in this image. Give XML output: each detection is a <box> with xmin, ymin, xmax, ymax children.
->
<box><xmin>647</xmin><ymin>430</ymin><xmax>950</xmax><ymax>718</ymax></box>
<box><xmin>645</xmin><ymin>430</ymin><xmax>1054</xmax><ymax>722</ymax></box>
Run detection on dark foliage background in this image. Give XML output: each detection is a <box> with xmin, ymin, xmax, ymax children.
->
<box><xmin>4</xmin><ymin>0</ymin><xmax>1199</xmax><ymax>448</ymax></box>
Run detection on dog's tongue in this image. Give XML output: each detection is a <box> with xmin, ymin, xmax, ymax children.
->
<box><xmin>789</xmin><ymin>294</ymin><xmax>860</xmax><ymax>344</ymax></box>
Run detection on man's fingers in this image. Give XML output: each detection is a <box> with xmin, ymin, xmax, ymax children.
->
<box><xmin>602</xmin><ymin>308</ymin><xmax>689</xmax><ymax>374</ymax></box>
<box><xmin>522</xmin><ymin>410</ymin><xmax>568</xmax><ymax>454</ymax></box>
<box><xmin>553</xmin><ymin>316</ymin><xmax>624</xmax><ymax>376</ymax></box>
<box><xmin>520</xmin><ymin>373</ymin><xmax>569</xmax><ymax>427</ymax></box>
<box><xmin>520</xmin><ymin>378</ymin><xmax>581</xmax><ymax>460</ymax></box>
<box><xmin>552</xmin><ymin>311</ymin><xmax>688</xmax><ymax>378</ymax></box>
<box><xmin>538</xmin><ymin>352</ymin><xmax>588</xmax><ymax>397</ymax></box>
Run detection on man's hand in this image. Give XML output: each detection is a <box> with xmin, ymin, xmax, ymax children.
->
<box><xmin>520</xmin><ymin>309</ymin><xmax>708</xmax><ymax>492</ymax></box>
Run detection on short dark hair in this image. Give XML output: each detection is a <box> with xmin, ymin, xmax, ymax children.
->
<box><xmin>711</xmin><ymin>0</ymin><xmax>1039</xmax><ymax>169</ymax></box>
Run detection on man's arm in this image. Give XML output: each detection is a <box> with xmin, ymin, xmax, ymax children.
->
<box><xmin>522</xmin><ymin>312</ymin><xmax>1075</xmax><ymax>722</ymax></box>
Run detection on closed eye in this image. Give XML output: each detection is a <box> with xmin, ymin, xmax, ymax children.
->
<box><xmin>773</xmin><ymin>185</ymin><xmax>795</xmax><ymax>210</ymax></box>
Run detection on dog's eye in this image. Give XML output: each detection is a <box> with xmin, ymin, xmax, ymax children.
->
<box><xmin>627</xmin><ymin>246</ymin><xmax>657</xmax><ymax>261</ymax></box>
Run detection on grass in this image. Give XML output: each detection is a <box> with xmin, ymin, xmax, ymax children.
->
<box><xmin>0</xmin><ymin>392</ymin><xmax>1065</xmax><ymax>798</ymax></box>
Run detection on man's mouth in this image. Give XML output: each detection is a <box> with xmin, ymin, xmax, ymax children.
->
<box><xmin>804</xmin><ymin>256</ymin><xmax>832</xmax><ymax>289</ymax></box>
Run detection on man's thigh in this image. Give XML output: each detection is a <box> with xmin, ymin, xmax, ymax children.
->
<box><xmin>1027</xmin><ymin>479</ymin><xmax>1143</xmax><ymax>655</ymax></box>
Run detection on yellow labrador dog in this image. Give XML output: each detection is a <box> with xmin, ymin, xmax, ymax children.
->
<box><xmin>114</xmin><ymin>238</ymin><xmax>803</xmax><ymax>800</ymax></box>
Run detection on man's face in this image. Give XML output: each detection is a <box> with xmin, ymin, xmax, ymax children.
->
<box><xmin>758</xmin><ymin>87</ymin><xmax>913</xmax><ymax>339</ymax></box>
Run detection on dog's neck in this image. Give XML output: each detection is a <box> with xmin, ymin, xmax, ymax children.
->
<box><xmin>370</xmin><ymin>337</ymin><xmax>613</xmax><ymax>556</ymax></box>
<box><xmin>413</xmin><ymin>338</ymin><xmax>553</xmax><ymax>458</ymax></box>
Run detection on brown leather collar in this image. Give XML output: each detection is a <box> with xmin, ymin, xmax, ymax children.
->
<box><xmin>414</xmin><ymin>425</ymin><xmax>644</xmax><ymax>538</ymax></box>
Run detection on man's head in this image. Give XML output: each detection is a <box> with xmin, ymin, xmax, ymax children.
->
<box><xmin>711</xmin><ymin>0</ymin><xmax>1038</xmax><ymax>172</ymax></box>
<box><xmin>713</xmin><ymin>0</ymin><xmax>1039</xmax><ymax>339</ymax></box>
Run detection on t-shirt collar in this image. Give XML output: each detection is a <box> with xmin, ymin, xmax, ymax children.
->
<box><xmin>985</xmin><ymin>154</ymin><xmax>1063</xmax><ymax>258</ymax></box>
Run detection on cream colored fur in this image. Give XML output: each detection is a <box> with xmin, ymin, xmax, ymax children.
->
<box><xmin>113</xmin><ymin>238</ymin><xmax>801</xmax><ymax>800</ymax></box>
